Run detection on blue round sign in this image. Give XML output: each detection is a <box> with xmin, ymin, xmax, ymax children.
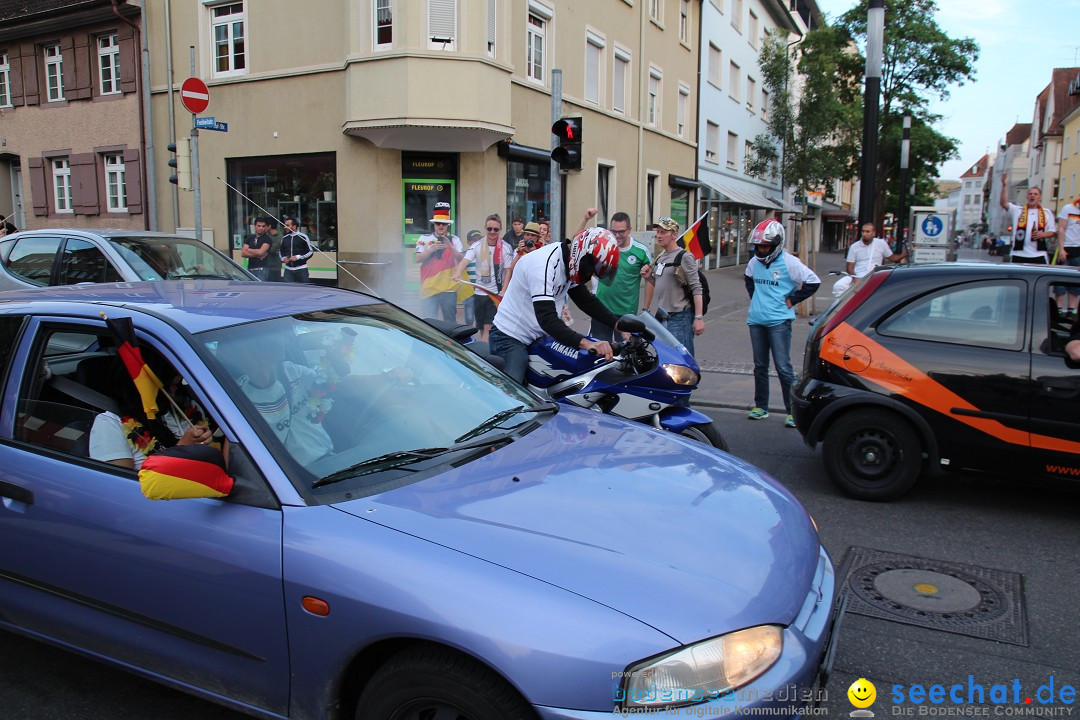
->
<box><xmin>921</xmin><ymin>215</ymin><xmax>944</xmax><ymax>237</ymax></box>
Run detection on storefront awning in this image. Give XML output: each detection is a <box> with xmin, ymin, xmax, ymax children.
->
<box><xmin>768</xmin><ymin>195</ymin><xmax>804</xmax><ymax>215</ymax></box>
<box><xmin>821</xmin><ymin>201</ymin><xmax>856</xmax><ymax>220</ymax></box>
<box><xmin>343</xmin><ymin>120</ymin><xmax>513</xmax><ymax>152</ymax></box>
<box><xmin>703</xmin><ymin>181</ymin><xmax>780</xmax><ymax>209</ymax></box>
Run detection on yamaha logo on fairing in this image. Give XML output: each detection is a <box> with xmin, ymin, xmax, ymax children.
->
<box><xmin>550</xmin><ymin>341</ymin><xmax>579</xmax><ymax>358</ymax></box>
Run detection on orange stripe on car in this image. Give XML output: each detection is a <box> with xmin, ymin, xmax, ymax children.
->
<box><xmin>821</xmin><ymin>322</ymin><xmax>1080</xmax><ymax>455</ymax></box>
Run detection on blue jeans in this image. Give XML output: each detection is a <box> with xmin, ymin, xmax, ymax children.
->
<box><xmin>420</xmin><ymin>292</ymin><xmax>458</xmax><ymax>322</ymax></box>
<box><xmin>463</xmin><ymin>296</ymin><xmax>475</xmax><ymax>325</ymax></box>
<box><xmin>488</xmin><ymin>327</ymin><xmax>530</xmax><ymax>384</ymax></box>
<box><xmin>749</xmin><ymin>320</ymin><xmax>795</xmax><ymax>413</ymax></box>
<box><xmin>249</xmin><ymin>267</ymin><xmax>270</xmax><ymax>281</ymax></box>
<box><xmin>661</xmin><ymin>308</ymin><xmax>695</xmax><ymax>358</ymax></box>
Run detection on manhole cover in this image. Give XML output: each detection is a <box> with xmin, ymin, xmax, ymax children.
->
<box><xmin>838</xmin><ymin>547</ymin><xmax>1028</xmax><ymax>646</ymax></box>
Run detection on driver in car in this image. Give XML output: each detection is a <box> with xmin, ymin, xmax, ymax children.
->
<box><xmin>488</xmin><ymin>227</ymin><xmax>626</xmax><ymax>384</ymax></box>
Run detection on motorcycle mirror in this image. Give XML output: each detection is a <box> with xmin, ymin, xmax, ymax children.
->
<box><xmin>616</xmin><ymin>314</ymin><xmax>646</xmax><ymax>334</ymax></box>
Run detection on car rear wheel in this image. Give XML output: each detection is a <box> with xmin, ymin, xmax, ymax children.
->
<box><xmin>355</xmin><ymin>645</ymin><xmax>535</xmax><ymax>720</ymax></box>
<box><xmin>822</xmin><ymin>409</ymin><xmax>922</xmax><ymax>501</ymax></box>
<box><xmin>680</xmin><ymin>422</ymin><xmax>730</xmax><ymax>452</ymax></box>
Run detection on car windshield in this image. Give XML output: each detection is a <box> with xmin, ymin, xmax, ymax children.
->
<box><xmin>199</xmin><ymin>304</ymin><xmax>540</xmax><ymax>499</ymax></box>
<box><xmin>108</xmin><ymin>236</ymin><xmax>252</xmax><ymax>281</ymax></box>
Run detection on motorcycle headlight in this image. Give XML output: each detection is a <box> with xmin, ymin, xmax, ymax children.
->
<box><xmin>663</xmin><ymin>363</ymin><xmax>699</xmax><ymax>386</ymax></box>
<box><xmin>620</xmin><ymin>625</ymin><xmax>782</xmax><ymax>708</ymax></box>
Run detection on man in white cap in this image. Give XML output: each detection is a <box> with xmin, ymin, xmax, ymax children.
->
<box><xmin>415</xmin><ymin>201</ymin><xmax>465</xmax><ymax>321</ymax></box>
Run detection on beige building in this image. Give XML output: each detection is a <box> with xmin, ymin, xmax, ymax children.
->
<box><xmin>0</xmin><ymin>0</ymin><xmax>147</xmax><ymax>234</ymax></box>
<box><xmin>1058</xmin><ymin>80</ymin><xmax>1080</xmax><ymax>212</ymax></box>
<box><xmin>143</xmin><ymin>0</ymin><xmax>700</xmax><ymax>299</ymax></box>
<box><xmin>1028</xmin><ymin>68</ymin><xmax>1080</xmax><ymax>212</ymax></box>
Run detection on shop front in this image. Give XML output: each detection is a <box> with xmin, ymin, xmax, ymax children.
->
<box><xmin>700</xmin><ymin>182</ymin><xmax>777</xmax><ymax>268</ymax></box>
<box><xmin>498</xmin><ymin>142</ymin><xmax>551</xmax><ymax>226</ymax></box>
<box><xmin>402</xmin><ymin>154</ymin><xmax>458</xmax><ymax>292</ymax></box>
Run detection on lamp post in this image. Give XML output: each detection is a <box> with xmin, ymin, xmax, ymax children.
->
<box><xmin>897</xmin><ymin>114</ymin><xmax>911</xmax><ymax>253</ymax></box>
<box><xmin>858</xmin><ymin>0</ymin><xmax>885</xmax><ymax>228</ymax></box>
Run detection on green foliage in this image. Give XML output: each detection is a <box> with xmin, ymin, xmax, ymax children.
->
<box><xmin>834</xmin><ymin>0</ymin><xmax>979</xmax><ymax>222</ymax></box>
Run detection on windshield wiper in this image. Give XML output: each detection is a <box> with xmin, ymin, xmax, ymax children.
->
<box><xmin>313</xmin><ymin>435</ymin><xmax>514</xmax><ymax>489</ymax></box>
<box><xmin>454</xmin><ymin>402</ymin><xmax>558</xmax><ymax>444</ymax></box>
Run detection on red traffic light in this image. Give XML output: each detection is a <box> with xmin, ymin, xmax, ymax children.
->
<box><xmin>551</xmin><ymin>117</ymin><xmax>583</xmax><ymax>142</ymax></box>
<box><xmin>551</xmin><ymin>117</ymin><xmax>583</xmax><ymax>170</ymax></box>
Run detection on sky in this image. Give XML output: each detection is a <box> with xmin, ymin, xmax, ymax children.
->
<box><xmin>813</xmin><ymin>0</ymin><xmax>1080</xmax><ymax>181</ymax></box>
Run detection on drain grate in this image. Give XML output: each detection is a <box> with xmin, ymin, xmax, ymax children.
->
<box><xmin>838</xmin><ymin>546</ymin><xmax>1028</xmax><ymax>646</ymax></box>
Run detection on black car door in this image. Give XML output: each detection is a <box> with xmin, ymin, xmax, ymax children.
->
<box><xmin>1029</xmin><ymin>275</ymin><xmax>1080</xmax><ymax>480</ymax></box>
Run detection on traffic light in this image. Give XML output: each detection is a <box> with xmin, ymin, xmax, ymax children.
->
<box><xmin>551</xmin><ymin>117</ymin><xmax>583</xmax><ymax>170</ymax></box>
<box><xmin>167</xmin><ymin>138</ymin><xmax>192</xmax><ymax>191</ymax></box>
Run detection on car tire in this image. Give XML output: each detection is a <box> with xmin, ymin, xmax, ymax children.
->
<box><xmin>822</xmin><ymin>409</ymin><xmax>922</xmax><ymax>501</ymax></box>
<box><xmin>680</xmin><ymin>422</ymin><xmax>730</xmax><ymax>452</ymax></box>
<box><xmin>355</xmin><ymin>644</ymin><xmax>535</xmax><ymax>720</ymax></box>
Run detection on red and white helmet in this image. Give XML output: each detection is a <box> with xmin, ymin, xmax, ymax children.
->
<box><xmin>568</xmin><ymin>227</ymin><xmax>620</xmax><ymax>283</ymax></box>
<box><xmin>749</xmin><ymin>219</ymin><xmax>785</xmax><ymax>264</ymax></box>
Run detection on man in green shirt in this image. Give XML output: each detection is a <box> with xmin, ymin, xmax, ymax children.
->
<box><xmin>590</xmin><ymin>211</ymin><xmax>654</xmax><ymax>342</ymax></box>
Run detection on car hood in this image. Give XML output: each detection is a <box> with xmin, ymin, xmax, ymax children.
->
<box><xmin>334</xmin><ymin>409</ymin><xmax>820</xmax><ymax>644</ymax></box>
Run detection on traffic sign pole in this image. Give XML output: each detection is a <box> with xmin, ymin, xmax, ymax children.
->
<box><xmin>189</xmin><ymin>49</ymin><xmax>202</xmax><ymax>246</ymax></box>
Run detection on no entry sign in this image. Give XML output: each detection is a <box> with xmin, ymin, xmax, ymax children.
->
<box><xmin>180</xmin><ymin>77</ymin><xmax>209</xmax><ymax>114</ymax></box>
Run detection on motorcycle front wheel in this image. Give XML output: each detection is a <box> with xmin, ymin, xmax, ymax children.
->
<box><xmin>679</xmin><ymin>422</ymin><xmax>729</xmax><ymax>452</ymax></box>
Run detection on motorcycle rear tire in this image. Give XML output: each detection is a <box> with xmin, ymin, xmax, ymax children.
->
<box><xmin>680</xmin><ymin>422</ymin><xmax>729</xmax><ymax>452</ymax></box>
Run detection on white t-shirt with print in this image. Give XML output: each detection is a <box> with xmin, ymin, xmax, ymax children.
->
<box><xmin>1007</xmin><ymin>203</ymin><xmax>1057</xmax><ymax>260</ymax></box>
<box><xmin>492</xmin><ymin>242</ymin><xmax>572</xmax><ymax>345</ymax></box>
<box><xmin>1058</xmin><ymin>203</ymin><xmax>1080</xmax><ymax>248</ymax></box>
<box><xmin>237</xmin><ymin>361</ymin><xmax>333</xmax><ymax>466</ymax></box>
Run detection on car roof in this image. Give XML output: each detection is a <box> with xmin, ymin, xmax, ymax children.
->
<box><xmin>876</xmin><ymin>261</ymin><xmax>1080</xmax><ymax>280</ymax></box>
<box><xmin>0</xmin><ymin>281</ymin><xmax>380</xmax><ymax>334</ymax></box>
<box><xmin>6</xmin><ymin>229</ymin><xmax>203</xmax><ymax>242</ymax></box>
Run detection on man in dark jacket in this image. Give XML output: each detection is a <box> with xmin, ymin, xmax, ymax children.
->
<box><xmin>280</xmin><ymin>216</ymin><xmax>314</xmax><ymax>283</ymax></box>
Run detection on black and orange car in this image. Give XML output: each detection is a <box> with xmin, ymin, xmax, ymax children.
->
<box><xmin>793</xmin><ymin>263</ymin><xmax>1080</xmax><ymax>500</ymax></box>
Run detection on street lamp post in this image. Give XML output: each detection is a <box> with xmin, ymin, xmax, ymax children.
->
<box><xmin>897</xmin><ymin>114</ymin><xmax>911</xmax><ymax>252</ymax></box>
<box><xmin>858</xmin><ymin>0</ymin><xmax>885</xmax><ymax>228</ymax></box>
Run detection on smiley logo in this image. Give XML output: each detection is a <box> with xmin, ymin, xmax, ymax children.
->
<box><xmin>848</xmin><ymin>678</ymin><xmax>877</xmax><ymax>709</ymax></box>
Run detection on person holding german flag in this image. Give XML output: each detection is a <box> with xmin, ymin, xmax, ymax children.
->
<box><xmin>89</xmin><ymin>316</ymin><xmax>214</xmax><ymax>471</ymax></box>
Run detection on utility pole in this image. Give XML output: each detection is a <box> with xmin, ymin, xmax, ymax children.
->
<box><xmin>858</xmin><ymin>0</ymin><xmax>885</xmax><ymax>228</ymax></box>
<box><xmin>897</xmin><ymin>115</ymin><xmax>911</xmax><ymax>254</ymax></box>
<box><xmin>550</xmin><ymin>69</ymin><xmax>563</xmax><ymax>242</ymax></box>
<box><xmin>190</xmin><ymin>47</ymin><xmax>202</xmax><ymax>244</ymax></box>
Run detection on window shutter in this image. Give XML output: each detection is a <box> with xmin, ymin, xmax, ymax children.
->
<box><xmin>60</xmin><ymin>36</ymin><xmax>76</xmax><ymax>99</ymax></box>
<box><xmin>20</xmin><ymin>43</ymin><xmax>39</xmax><ymax>106</ymax></box>
<box><xmin>70</xmin><ymin>154</ymin><xmax>99</xmax><ymax>215</ymax></box>
<box><xmin>118</xmin><ymin>26</ymin><xmax>136</xmax><ymax>93</ymax></box>
<box><xmin>27</xmin><ymin>158</ymin><xmax>48</xmax><ymax>216</ymax></box>
<box><xmin>487</xmin><ymin>0</ymin><xmax>496</xmax><ymax>48</ymax></box>
<box><xmin>71</xmin><ymin>32</ymin><xmax>92</xmax><ymax>100</ymax></box>
<box><xmin>8</xmin><ymin>50</ymin><xmax>23</xmax><ymax>106</ymax></box>
<box><xmin>124</xmin><ymin>149</ymin><xmax>143</xmax><ymax>215</ymax></box>
<box><xmin>428</xmin><ymin>0</ymin><xmax>456</xmax><ymax>41</ymax></box>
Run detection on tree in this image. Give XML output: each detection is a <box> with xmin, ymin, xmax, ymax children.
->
<box><xmin>745</xmin><ymin>26</ymin><xmax>861</xmax><ymax>208</ymax></box>
<box><xmin>834</xmin><ymin>0</ymin><xmax>979</xmax><ymax>225</ymax></box>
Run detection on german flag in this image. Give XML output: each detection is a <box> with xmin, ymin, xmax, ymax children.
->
<box><xmin>682</xmin><ymin>213</ymin><xmax>712</xmax><ymax>261</ymax></box>
<box><xmin>463</xmin><ymin>281</ymin><xmax>502</xmax><ymax>306</ymax></box>
<box><xmin>106</xmin><ymin>316</ymin><xmax>163</xmax><ymax>419</ymax></box>
<box><xmin>139</xmin><ymin>444</ymin><xmax>234</xmax><ymax>500</ymax></box>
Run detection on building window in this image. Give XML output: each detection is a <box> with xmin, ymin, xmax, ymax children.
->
<box><xmin>105</xmin><ymin>154</ymin><xmax>127</xmax><ymax>212</ymax></box>
<box><xmin>647</xmin><ymin>173</ymin><xmax>658</xmax><ymax>226</ymax></box>
<box><xmin>762</xmin><ymin>89</ymin><xmax>769</xmax><ymax>120</ymax></box>
<box><xmin>211</xmin><ymin>2</ymin><xmax>246</xmax><ymax>77</ymax></box>
<box><xmin>597</xmin><ymin>164</ymin><xmax>612</xmax><ymax>226</ymax></box>
<box><xmin>744</xmin><ymin>140</ymin><xmax>753</xmax><ymax>173</ymax></box>
<box><xmin>706</xmin><ymin>121</ymin><xmax>719</xmax><ymax>163</ymax></box>
<box><xmin>613</xmin><ymin>48</ymin><xmax>629</xmax><ymax>115</ymax></box>
<box><xmin>428</xmin><ymin>0</ymin><xmax>457</xmax><ymax>50</ymax></box>
<box><xmin>52</xmin><ymin>159</ymin><xmax>73</xmax><ymax>213</ymax></box>
<box><xmin>728</xmin><ymin>61</ymin><xmax>740</xmax><ymax>102</ymax></box>
<box><xmin>0</xmin><ymin>53</ymin><xmax>10</xmax><ymax>107</ymax></box>
<box><xmin>486</xmin><ymin>0</ymin><xmax>496</xmax><ymax>56</ymax></box>
<box><xmin>650</xmin><ymin>0</ymin><xmax>662</xmax><ymax>23</ymax></box>
<box><xmin>375</xmin><ymin>0</ymin><xmax>393</xmax><ymax>48</ymax></box>
<box><xmin>727</xmin><ymin>131</ymin><xmax>738</xmax><ymax>169</ymax></box>
<box><xmin>708</xmin><ymin>43</ymin><xmax>721</xmax><ymax>88</ymax></box>
<box><xmin>45</xmin><ymin>44</ymin><xmax>64</xmax><ymax>102</ymax></box>
<box><xmin>98</xmin><ymin>34</ymin><xmax>121</xmax><ymax>95</ymax></box>
<box><xmin>677</xmin><ymin>84</ymin><xmax>689</xmax><ymax>137</ymax></box>
<box><xmin>648</xmin><ymin>67</ymin><xmax>662</xmax><ymax>127</ymax></box>
<box><xmin>747</xmin><ymin>77</ymin><xmax>756</xmax><ymax>112</ymax></box>
<box><xmin>527</xmin><ymin>7</ymin><xmax>550</xmax><ymax>83</ymax></box>
<box><xmin>731</xmin><ymin>0</ymin><xmax>742</xmax><ymax>31</ymax></box>
<box><xmin>748</xmin><ymin>10</ymin><xmax>758</xmax><ymax>47</ymax></box>
<box><xmin>679</xmin><ymin>0</ymin><xmax>690</xmax><ymax>42</ymax></box>
<box><xmin>585</xmin><ymin>31</ymin><xmax>605</xmax><ymax>106</ymax></box>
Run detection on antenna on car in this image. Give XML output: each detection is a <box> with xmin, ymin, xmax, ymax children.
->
<box><xmin>215</xmin><ymin>176</ymin><xmax>386</xmax><ymax>296</ymax></box>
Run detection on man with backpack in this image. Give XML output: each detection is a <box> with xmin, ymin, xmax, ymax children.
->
<box><xmin>645</xmin><ymin>216</ymin><xmax>707</xmax><ymax>358</ymax></box>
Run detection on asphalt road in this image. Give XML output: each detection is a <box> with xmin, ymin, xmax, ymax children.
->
<box><xmin>2</xmin><ymin>412</ymin><xmax>1078</xmax><ymax>718</ymax></box>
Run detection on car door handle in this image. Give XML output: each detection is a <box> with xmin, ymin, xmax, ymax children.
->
<box><xmin>0</xmin><ymin>481</ymin><xmax>33</xmax><ymax>506</ymax></box>
<box><xmin>1042</xmin><ymin>382</ymin><xmax>1080</xmax><ymax>399</ymax></box>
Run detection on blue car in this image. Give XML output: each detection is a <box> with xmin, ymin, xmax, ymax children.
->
<box><xmin>0</xmin><ymin>281</ymin><xmax>837</xmax><ymax>719</ymax></box>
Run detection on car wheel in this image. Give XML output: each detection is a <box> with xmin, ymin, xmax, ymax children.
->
<box><xmin>355</xmin><ymin>645</ymin><xmax>535</xmax><ymax>720</ymax></box>
<box><xmin>680</xmin><ymin>422</ymin><xmax>730</xmax><ymax>452</ymax></box>
<box><xmin>822</xmin><ymin>409</ymin><xmax>922</xmax><ymax>501</ymax></box>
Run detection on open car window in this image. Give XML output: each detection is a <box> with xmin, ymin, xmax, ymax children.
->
<box><xmin>107</xmin><ymin>236</ymin><xmax>251</xmax><ymax>281</ymax></box>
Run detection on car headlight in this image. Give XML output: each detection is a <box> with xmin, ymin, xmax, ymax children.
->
<box><xmin>663</xmin><ymin>363</ymin><xmax>700</xmax><ymax>386</ymax></box>
<box><xmin>620</xmin><ymin>625</ymin><xmax>783</xmax><ymax>708</ymax></box>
